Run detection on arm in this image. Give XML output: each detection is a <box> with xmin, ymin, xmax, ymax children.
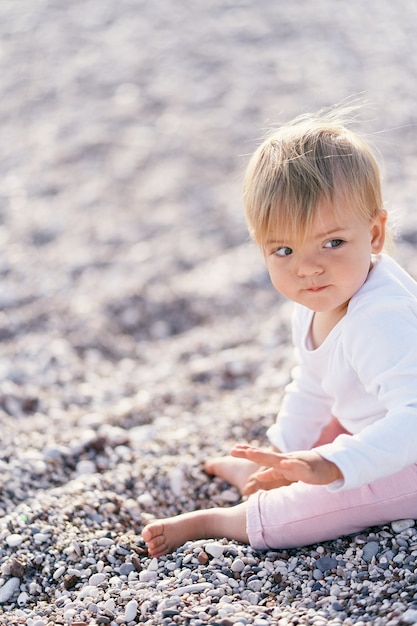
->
<box><xmin>318</xmin><ymin>301</ymin><xmax>417</xmax><ymax>491</ymax></box>
<box><xmin>267</xmin><ymin>306</ymin><xmax>334</xmax><ymax>452</ymax></box>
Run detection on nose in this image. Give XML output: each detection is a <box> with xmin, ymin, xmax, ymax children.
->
<box><xmin>296</xmin><ymin>253</ymin><xmax>323</xmax><ymax>277</ymax></box>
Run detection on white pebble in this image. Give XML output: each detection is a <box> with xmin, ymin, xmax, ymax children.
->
<box><xmin>67</xmin><ymin>568</ymin><xmax>82</xmax><ymax>576</ymax></box>
<box><xmin>220</xmin><ymin>596</ymin><xmax>234</xmax><ymax>604</ymax></box>
<box><xmin>6</xmin><ymin>534</ymin><xmax>24</xmax><ymax>548</ymax></box>
<box><xmin>96</xmin><ymin>560</ymin><xmax>105</xmax><ymax>572</ymax></box>
<box><xmin>89</xmin><ymin>573</ymin><xmax>106</xmax><ymax>586</ymax></box>
<box><xmin>169</xmin><ymin>582</ymin><xmax>213</xmax><ymax>595</ymax></box>
<box><xmin>31</xmin><ymin>460</ymin><xmax>48</xmax><ymax>475</ymax></box>
<box><xmin>248</xmin><ymin>579</ymin><xmax>263</xmax><ymax>592</ymax></box>
<box><xmin>139</xmin><ymin>570</ymin><xmax>158</xmax><ymax>582</ymax></box>
<box><xmin>402</xmin><ymin>608</ymin><xmax>417</xmax><ymax>624</ymax></box>
<box><xmin>104</xmin><ymin>598</ymin><xmax>116</xmax><ymax>612</ymax></box>
<box><xmin>29</xmin><ymin>582</ymin><xmax>40</xmax><ymax>595</ymax></box>
<box><xmin>17</xmin><ymin>591</ymin><xmax>29</xmax><ymax>606</ymax></box>
<box><xmin>122</xmin><ymin>498</ymin><xmax>142</xmax><ymax>521</ymax></box>
<box><xmin>124</xmin><ymin>599</ymin><xmax>138</xmax><ymax>622</ymax></box>
<box><xmin>77</xmin><ymin>585</ymin><xmax>99</xmax><ymax>600</ymax></box>
<box><xmin>137</xmin><ymin>492</ymin><xmax>155</xmax><ymax>507</ymax></box>
<box><xmin>148</xmin><ymin>557</ymin><xmax>159</xmax><ymax>571</ymax></box>
<box><xmin>33</xmin><ymin>533</ymin><xmax>49</xmax><ymax>545</ymax></box>
<box><xmin>63</xmin><ymin>608</ymin><xmax>76</xmax><ymax>621</ymax></box>
<box><xmin>0</xmin><ymin>564</ymin><xmax>10</xmax><ymax>576</ymax></box>
<box><xmin>205</xmin><ymin>542</ymin><xmax>225</xmax><ymax>558</ymax></box>
<box><xmin>97</xmin><ymin>537</ymin><xmax>114</xmax><ymax>547</ymax></box>
<box><xmin>217</xmin><ymin>489</ymin><xmax>239</xmax><ymax>503</ymax></box>
<box><xmin>330</xmin><ymin>584</ymin><xmax>341</xmax><ymax>597</ymax></box>
<box><xmin>168</xmin><ymin>467</ymin><xmax>184</xmax><ymax>496</ymax></box>
<box><xmin>76</xmin><ymin>459</ymin><xmax>96</xmax><ymax>474</ymax></box>
<box><xmin>218</xmin><ymin>605</ymin><xmax>235</xmax><ymax>616</ymax></box>
<box><xmin>216</xmin><ymin>572</ymin><xmax>229</xmax><ymax>584</ymax></box>
<box><xmin>141</xmin><ymin>599</ymin><xmax>152</xmax><ymax>616</ymax></box>
<box><xmin>243</xmin><ymin>590</ymin><xmax>260</xmax><ymax>604</ymax></box>
<box><xmin>53</xmin><ymin>566</ymin><xmax>66</xmax><ymax>580</ymax></box>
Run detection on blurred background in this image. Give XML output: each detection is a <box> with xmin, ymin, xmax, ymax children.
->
<box><xmin>1</xmin><ymin>0</ymin><xmax>417</xmax><ymax>420</ymax></box>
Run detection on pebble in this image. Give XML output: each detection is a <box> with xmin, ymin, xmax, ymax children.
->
<box><xmin>217</xmin><ymin>489</ymin><xmax>240</xmax><ymax>503</ymax></box>
<box><xmin>198</xmin><ymin>551</ymin><xmax>209</xmax><ymax>565</ymax></box>
<box><xmin>89</xmin><ymin>573</ymin><xmax>106</xmax><ymax>586</ymax></box>
<box><xmin>137</xmin><ymin>492</ymin><xmax>155</xmax><ymax>507</ymax></box>
<box><xmin>119</xmin><ymin>563</ymin><xmax>136</xmax><ymax>576</ymax></box>
<box><xmin>5</xmin><ymin>534</ymin><xmax>24</xmax><ymax>548</ymax></box>
<box><xmin>76</xmin><ymin>460</ymin><xmax>97</xmax><ymax>475</ymax></box>
<box><xmin>17</xmin><ymin>591</ymin><xmax>29</xmax><ymax>606</ymax></box>
<box><xmin>362</xmin><ymin>541</ymin><xmax>380</xmax><ymax>562</ymax></box>
<box><xmin>402</xmin><ymin>608</ymin><xmax>417</xmax><ymax>624</ymax></box>
<box><xmin>231</xmin><ymin>558</ymin><xmax>245</xmax><ymax>573</ymax></box>
<box><xmin>139</xmin><ymin>569</ymin><xmax>158</xmax><ymax>582</ymax></box>
<box><xmin>97</xmin><ymin>537</ymin><xmax>114</xmax><ymax>547</ymax></box>
<box><xmin>205</xmin><ymin>542</ymin><xmax>225</xmax><ymax>559</ymax></box>
<box><xmin>0</xmin><ymin>577</ymin><xmax>20</xmax><ymax>603</ymax></box>
<box><xmin>392</xmin><ymin>519</ymin><xmax>415</xmax><ymax>533</ymax></box>
<box><xmin>53</xmin><ymin>565</ymin><xmax>66</xmax><ymax>580</ymax></box>
<box><xmin>124</xmin><ymin>599</ymin><xmax>138</xmax><ymax>622</ymax></box>
<box><xmin>169</xmin><ymin>583</ymin><xmax>214</xmax><ymax>595</ymax></box>
<box><xmin>168</xmin><ymin>468</ymin><xmax>185</xmax><ymax>497</ymax></box>
<box><xmin>315</xmin><ymin>556</ymin><xmax>338</xmax><ymax>572</ymax></box>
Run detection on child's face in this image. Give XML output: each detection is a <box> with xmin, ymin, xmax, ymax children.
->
<box><xmin>263</xmin><ymin>196</ymin><xmax>386</xmax><ymax>315</ymax></box>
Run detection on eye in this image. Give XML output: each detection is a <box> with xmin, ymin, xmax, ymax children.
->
<box><xmin>324</xmin><ymin>238</ymin><xmax>344</xmax><ymax>249</ymax></box>
<box><xmin>274</xmin><ymin>246</ymin><xmax>293</xmax><ymax>257</ymax></box>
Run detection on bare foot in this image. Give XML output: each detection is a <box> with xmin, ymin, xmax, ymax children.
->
<box><xmin>142</xmin><ymin>516</ymin><xmax>200</xmax><ymax>557</ymax></box>
<box><xmin>142</xmin><ymin>504</ymin><xmax>249</xmax><ymax>557</ymax></box>
<box><xmin>204</xmin><ymin>456</ymin><xmax>260</xmax><ymax>493</ymax></box>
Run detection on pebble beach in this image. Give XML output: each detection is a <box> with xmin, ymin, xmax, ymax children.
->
<box><xmin>2</xmin><ymin>1</ymin><xmax>417</xmax><ymax>624</ymax></box>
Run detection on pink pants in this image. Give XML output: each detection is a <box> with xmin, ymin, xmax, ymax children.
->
<box><xmin>247</xmin><ymin>463</ymin><xmax>417</xmax><ymax>550</ymax></box>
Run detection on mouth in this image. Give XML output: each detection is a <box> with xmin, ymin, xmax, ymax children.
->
<box><xmin>305</xmin><ymin>285</ymin><xmax>328</xmax><ymax>292</ymax></box>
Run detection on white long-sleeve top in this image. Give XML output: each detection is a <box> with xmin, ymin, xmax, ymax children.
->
<box><xmin>266</xmin><ymin>254</ymin><xmax>417</xmax><ymax>491</ymax></box>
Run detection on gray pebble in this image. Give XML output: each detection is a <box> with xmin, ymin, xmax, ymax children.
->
<box><xmin>362</xmin><ymin>541</ymin><xmax>380</xmax><ymax>562</ymax></box>
<box><xmin>119</xmin><ymin>563</ymin><xmax>136</xmax><ymax>576</ymax></box>
<box><xmin>231</xmin><ymin>558</ymin><xmax>245</xmax><ymax>573</ymax></box>
<box><xmin>0</xmin><ymin>577</ymin><xmax>20</xmax><ymax>603</ymax></box>
<box><xmin>315</xmin><ymin>556</ymin><xmax>338</xmax><ymax>572</ymax></box>
<box><xmin>392</xmin><ymin>519</ymin><xmax>415</xmax><ymax>533</ymax></box>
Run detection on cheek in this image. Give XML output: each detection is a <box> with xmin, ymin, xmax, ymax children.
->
<box><xmin>268</xmin><ymin>267</ymin><xmax>291</xmax><ymax>293</ymax></box>
<box><xmin>267</xmin><ymin>264</ymin><xmax>279</xmax><ymax>287</ymax></box>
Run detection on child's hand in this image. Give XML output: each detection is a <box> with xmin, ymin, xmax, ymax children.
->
<box><xmin>242</xmin><ymin>465</ymin><xmax>293</xmax><ymax>495</ymax></box>
<box><xmin>231</xmin><ymin>444</ymin><xmax>343</xmax><ymax>486</ymax></box>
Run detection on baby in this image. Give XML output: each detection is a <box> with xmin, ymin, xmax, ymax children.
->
<box><xmin>142</xmin><ymin>105</ymin><xmax>417</xmax><ymax>557</ymax></box>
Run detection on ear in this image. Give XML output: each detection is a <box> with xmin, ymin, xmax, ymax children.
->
<box><xmin>370</xmin><ymin>210</ymin><xmax>387</xmax><ymax>254</ymax></box>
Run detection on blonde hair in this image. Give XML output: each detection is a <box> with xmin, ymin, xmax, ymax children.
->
<box><xmin>244</xmin><ymin>106</ymin><xmax>385</xmax><ymax>248</ymax></box>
